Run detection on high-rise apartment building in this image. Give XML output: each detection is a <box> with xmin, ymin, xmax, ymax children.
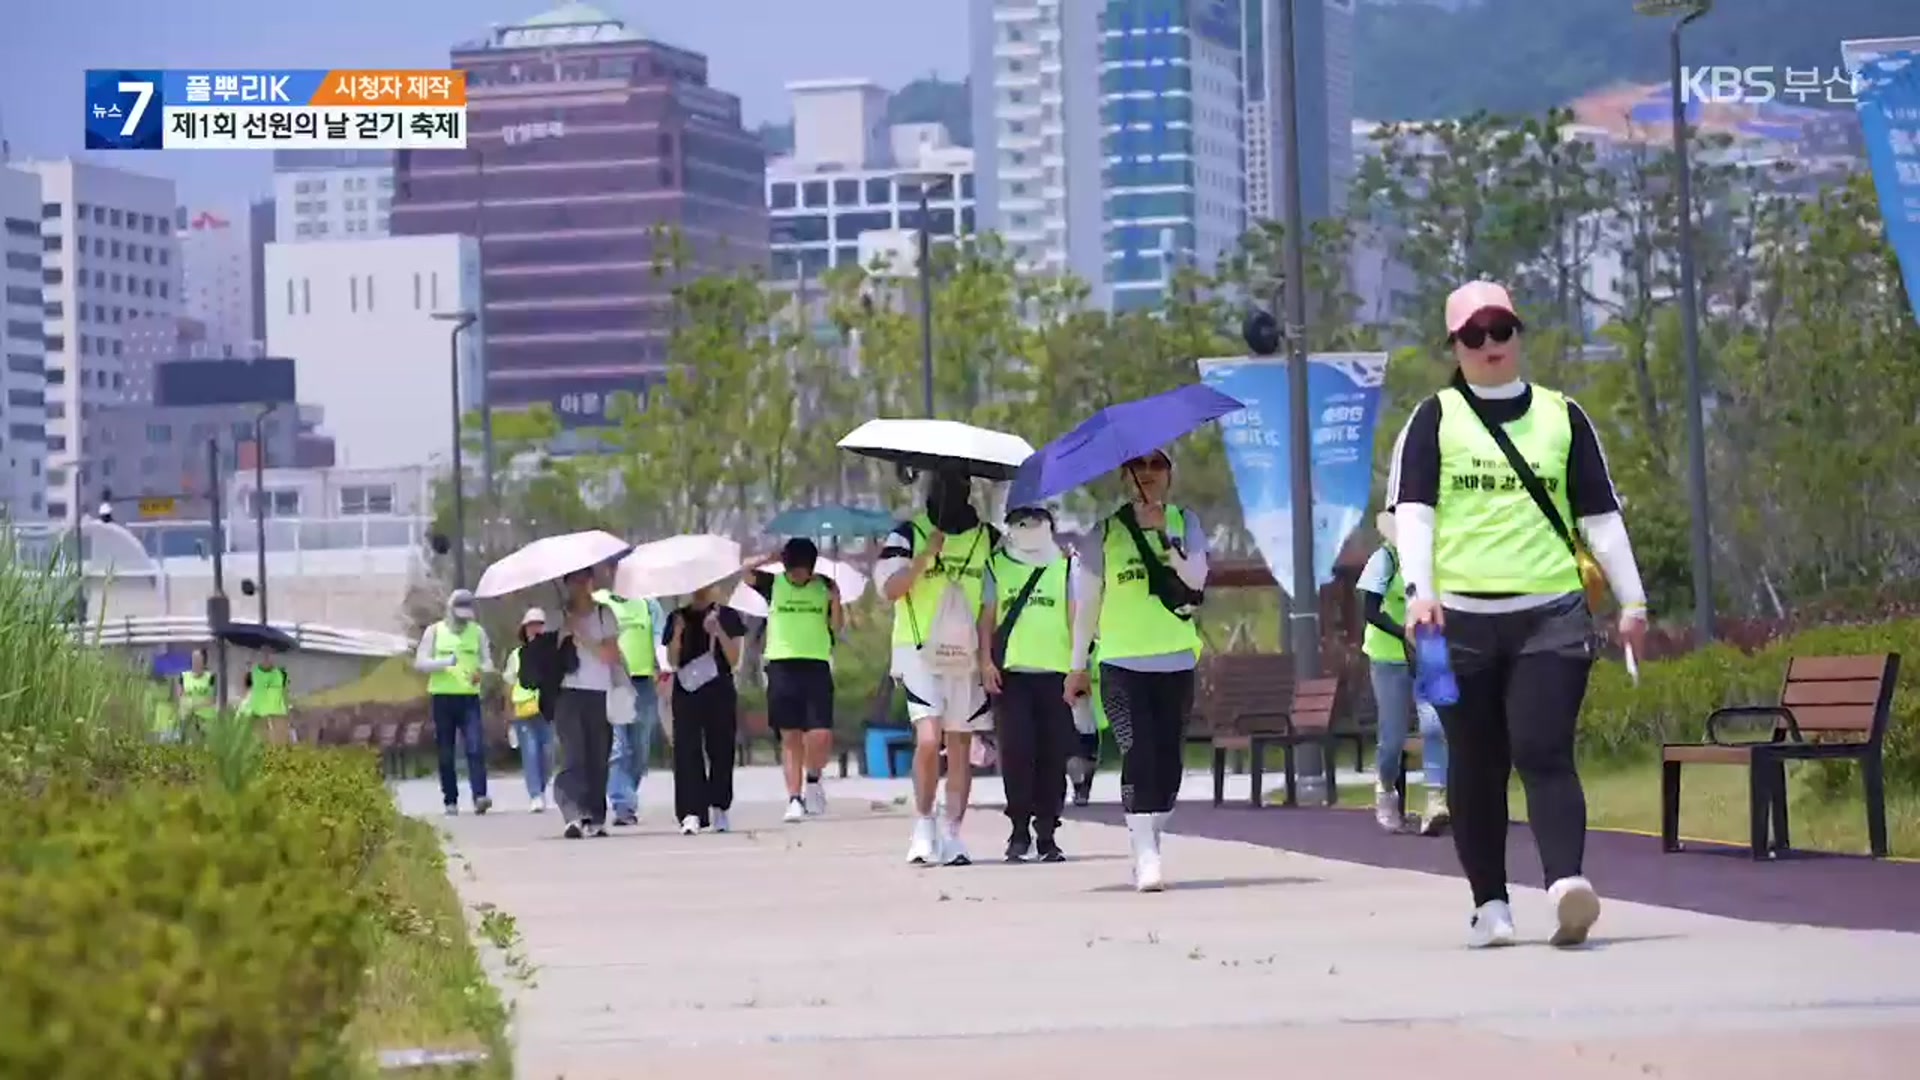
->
<box><xmin>970</xmin><ymin>0</ymin><xmax>1106</xmax><ymax>297</ymax></box>
<box><xmin>1243</xmin><ymin>0</ymin><xmax>1355</xmax><ymax>224</ymax></box>
<box><xmin>1100</xmin><ymin>0</ymin><xmax>1247</xmax><ymax>311</ymax></box>
<box><xmin>388</xmin><ymin>2</ymin><xmax>768</xmax><ymax>426</ymax></box>
<box><xmin>0</xmin><ymin>166</ymin><xmax>48</xmax><ymax>521</ymax></box>
<box><xmin>178</xmin><ymin>205</ymin><xmax>268</xmax><ymax>354</ymax></box>
<box><xmin>272</xmin><ymin>149</ymin><xmax>395</xmax><ymax>241</ymax></box>
<box><xmin>25</xmin><ymin>160</ymin><xmax>180</xmax><ymax>521</ymax></box>
<box><xmin>767</xmin><ymin>79</ymin><xmax>975</xmax><ymax>281</ymax></box>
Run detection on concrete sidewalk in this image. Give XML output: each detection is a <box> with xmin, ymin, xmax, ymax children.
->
<box><xmin>417</xmin><ymin>772</ymin><xmax>1920</xmax><ymax>1079</ymax></box>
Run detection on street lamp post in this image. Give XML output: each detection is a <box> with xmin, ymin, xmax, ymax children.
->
<box><xmin>433</xmin><ymin>310</ymin><xmax>478</xmax><ymax>588</ymax></box>
<box><xmin>252</xmin><ymin>403</ymin><xmax>278</xmax><ymax>624</ymax></box>
<box><xmin>1636</xmin><ymin>0</ymin><xmax>1716</xmax><ymax>643</ymax></box>
<box><xmin>905</xmin><ymin>173</ymin><xmax>954</xmax><ymax>418</ymax></box>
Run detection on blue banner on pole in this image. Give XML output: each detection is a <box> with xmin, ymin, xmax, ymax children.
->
<box><xmin>1196</xmin><ymin>353</ymin><xmax>1388</xmax><ymax>597</ymax></box>
<box><xmin>1855</xmin><ymin>49</ymin><xmax>1920</xmax><ymax>327</ymax></box>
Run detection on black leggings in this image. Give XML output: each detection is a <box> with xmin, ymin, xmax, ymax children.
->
<box><xmin>1100</xmin><ymin>664</ymin><xmax>1195</xmax><ymax>814</ymax></box>
<box><xmin>1437</xmin><ymin>596</ymin><xmax>1596</xmax><ymax>907</ymax></box>
<box><xmin>996</xmin><ymin>671</ymin><xmax>1074</xmax><ymax>832</ymax></box>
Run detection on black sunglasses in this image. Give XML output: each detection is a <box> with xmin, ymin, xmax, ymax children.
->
<box><xmin>1449</xmin><ymin>316</ymin><xmax>1523</xmax><ymax>350</ymax></box>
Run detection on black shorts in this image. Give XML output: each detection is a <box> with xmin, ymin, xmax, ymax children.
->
<box><xmin>766</xmin><ymin>659</ymin><xmax>834</xmax><ymax>732</ymax></box>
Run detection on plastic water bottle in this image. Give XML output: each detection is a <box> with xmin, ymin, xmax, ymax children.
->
<box><xmin>1412</xmin><ymin>624</ymin><xmax>1459</xmax><ymax>706</ymax></box>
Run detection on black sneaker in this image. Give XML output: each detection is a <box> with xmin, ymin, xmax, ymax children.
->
<box><xmin>473</xmin><ymin>796</ymin><xmax>492</xmax><ymax>815</ymax></box>
<box><xmin>1005</xmin><ymin>823</ymin><xmax>1033</xmax><ymax>863</ymax></box>
<box><xmin>588</xmin><ymin>820</ymin><xmax>610</xmax><ymax>837</ymax></box>
<box><xmin>1035</xmin><ymin>830</ymin><xmax>1065</xmax><ymax>862</ymax></box>
<box><xmin>611</xmin><ymin>812</ymin><xmax>638</xmax><ymax>827</ymax></box>
<box><xmin>564</xmin><ymin>819</ymin><xmax>584</xmax><ymax>839</ymax></box>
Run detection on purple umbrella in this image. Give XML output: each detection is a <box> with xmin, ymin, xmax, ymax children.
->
<box><xmin>1009</xmin><ymin>383</ymin><xmax>1245</xmax><ymax>507</ymax></box>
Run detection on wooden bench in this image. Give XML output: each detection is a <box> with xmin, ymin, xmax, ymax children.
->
<box><xmin>1200</xmin><ymin>654</ymin><xmax>1293</xmax><ymax>806</ymax></box>
<box><xmin>1211</xmin><ymin>667</ymin><xmax>1341</xmax><ymax>809</ymax></box>
<box><xmin>1661</xmin><ymin>653</ymin><xmax>1900</xmax><ymax>859</ymax></box>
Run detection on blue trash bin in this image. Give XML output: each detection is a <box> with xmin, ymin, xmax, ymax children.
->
<box><xmin>864</xmin><ymin>724</ymin><xmax>913</xmax><ymax>778</ymax></box>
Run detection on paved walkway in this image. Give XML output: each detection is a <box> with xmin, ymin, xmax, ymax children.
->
<box><xmin>413</xmin><ymin>768</ymin><xmax>1920</xmax><ymax>1079</ymax></box>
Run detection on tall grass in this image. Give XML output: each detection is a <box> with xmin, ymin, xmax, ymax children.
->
<box><xmin>0</xmin><ymin>529</ymin><xmax>150</xmax><ymax>787</ymax></box>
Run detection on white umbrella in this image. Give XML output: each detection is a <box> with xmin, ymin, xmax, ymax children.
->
<box><xmin>614</xmin><ymin>534</ymin><xmax>743</xmax><ymax>599</ymax></box>
<box><xmin>726</xmin><ymin>558</ymin><xmax>867</xmax><ymax>618</ymax></box>
<box><xmin>475</xmin><ymin>530</ymin><xmax>630</xmax><ymax>599</ymax></box>
<box><xmin>838</xmin><ymin>418</ymin><xmax>1035</xmax><ymax>481</ymax></box>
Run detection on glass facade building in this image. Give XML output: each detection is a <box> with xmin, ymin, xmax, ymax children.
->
<box><xmin>387</xmin><ymin>3</ymin><xmax>767</xmax><ymax>426</ymax></box>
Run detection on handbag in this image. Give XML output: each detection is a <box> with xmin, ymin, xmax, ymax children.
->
<box><xmin>676</xmin><ymin>650</ymin><xmax>721</xmax><ymax>693</ymax></box>
<box><xmin>1453</xmin><ymin>387</ymin><xmax>1610</xmax><ymax>609</ymax></box>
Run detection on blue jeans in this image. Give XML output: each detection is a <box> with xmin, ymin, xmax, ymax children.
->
<box><xmin>430</xmin><ymin>694</ymin><xmax>489</xmax><ymax>806</ymax></box>
<box><xmin>607</xmin><ymin>678</ymin><xmax>660</xmax><ymax>817</ymax></box>
<box><xmin>1370</xmin><ymin>661</ymin><xmax>1447</xmax><ymax>788</ymax></box>
<box><xmin>513</xmin><ymin>718</ymin><xmax>555</xmax><ymax>799</ymax></box>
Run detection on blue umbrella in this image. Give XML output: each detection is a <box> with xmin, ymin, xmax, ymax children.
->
<box><xmin>1009</xmin><ymin>383</ymin><xmax>1245</xmax><ymax>507</ymax></box>
<box><xmin>765</xmin><ymin>504</ymin><xmax>897</xmax><ymax>537</ymax></box>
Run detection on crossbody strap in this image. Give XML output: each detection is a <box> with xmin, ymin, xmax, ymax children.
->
<box><xmin>991</xmin><ymin>561</ymin><xmax>1049</xmax><ymax>669</ymax></box>
<box><xmin>1451</xmin><ymin>388</ymin><xmax>1579</xmax><ymax>558</ymax></box>
<box><xmin>902</xmin><ymin>525</ymin><xmax>985</xmax><ymax>647</ymax></box>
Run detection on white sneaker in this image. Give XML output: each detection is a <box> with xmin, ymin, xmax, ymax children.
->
<box><xmin>1374</xmin><ymin>785</ymin><xmax>1401</xmax><ymax>832</ymax></box>
<box><xmin>1547</xmin><ymin>876</ymin><xmax>1601</xmax><ymax>947</ymax></box>
<box><xmin>680</xmin><ymin>814</ymin><xmax>701</xmax><ymax>836</ymax></box>
<box><xmin>939</xmin><ymin>817</ymin><xmax>971</xmax><ymax>866</ymax></box>
<box><xmin>711</xmin><ymin>808</ymin><xmax>730</xmax><ymax>833</ymax></box>
<box><xmin>528</xmin><ymin>795</ymin><xmax>545</xmax><ymax>814</ymax></box>
<box><xmin>783</xmin><ymin>797</ymin><xmax>805</xmax><ymax>823</ymax></box>
<box><xmin>906</xmin><ymin>815</ymin><xmax>938</xmax><ymax>865</ymax></box>
<box><xmin>1420</xmin><ymin>787</ymin><xmax>1451</xmax><ymax>836</ymax></box>
<box><xmin>1467</xmin><ymin>899</ymin><xmax>1517</xmax><ymax>948</ymax></box>
<box><xmin>803</xmin><ymin>780</ymin><xmax>827</xmax><ymax>816</ymax></box>
<box><xmin>1126</xmin><ymin>813</ymin><xmax>1164</xmax><ymax>892</ymax></box>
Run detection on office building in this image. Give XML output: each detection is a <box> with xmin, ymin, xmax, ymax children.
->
<box><xmin>272</xmin><ymin>149</ymin><xmax>395</xmax><ymax>241</ymax></box>
<box><xmin>1101</xmin><ymin>0</ymin><xmax>1247</xmax><ymax>311</ymax></box>
<box><xmin>0</xmin><ymin>166</ymin><xmax>47</xmax><ymax>520</ymax></box>
<box><xmin>767</xmin><ymin>79</ymin><xmax>976</xmax><ymax>281</ymax></box>
<box><xmin>388</xmin><ymin>1</ymin><xmax>768</xmax><ymax>426</ymax></box>
<box><xmin>1243</xmin><ymin>0</ymin><xmax>1355</xmax><ymax>224</ymax></box>
<box><xmin>178</xmin><ymin>205</ymin><xmax>269</xmax><ymax>354</ymax></box>
<box><xmin>969</xmin><ymin>0</ymin><xmax>1106</xmax><ymax>295</ymax></box>
<box><xmin>264</xmin><ymin>234</ymin><xmax>482</xmax><ymax>469</ymax></box>
<box><xmin>25</xmin><ymin>160</ymin><xmax>181</xmax><ymax>521</ymax></box>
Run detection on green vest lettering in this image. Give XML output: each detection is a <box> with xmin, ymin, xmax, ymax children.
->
<box><xmin>1361</xmin><ymin>546</ymin><xmax>1410</xmax><ymax>663</ymax></box>
<box><xmin>992</xmin><ymin>552</ymin><xmax>1072</xmax><ymax>673</ymax></box>
<box><xmin>179</xmin><ymin>670</ymin><xmax>217</xmax><ymax>717</ymax></box>
<box><xmin>246</xmin><ymin>665</ymin><xmax>288</xmax><ymax>717</ymax></box>
<box><xmin>891</xmin><ymin>514</ymin><xmax>992</xmax><ymax>648</ymax></box>
<box><xmin>765</xmin><ymin>574</ymin><xmax>834</xmax><ymax>661</ymax></box>
<box><xmin>1096</xmin><ymin>504</ymin><xmax>1202</xmax><ymax>662</ymax></box>
<box><xmin>593</xmin><ymin>591</ymin><xmax>657</xmax><ymax>676</ymax></box>
<box><xmin>426</xmin><ymin>620</ymin><xmax>484</xmax><ymax>696</ymax></box>
<box><xmin>1434</xmin><ymin>387</ymin><xmax>1583</xmax><ymax>595</ymax></box>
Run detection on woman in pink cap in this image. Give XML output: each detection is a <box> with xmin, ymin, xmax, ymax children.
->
<box><xmin>1384</xmin><ymin>280</ymin><xmax>1650</xmax><ymax>949</ymax></box>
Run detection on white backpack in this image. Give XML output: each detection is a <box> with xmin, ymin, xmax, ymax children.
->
<box><xmin>920</xmin><ymin>579</ymin><xmax>978</xmax><ymax>675</ymax></box>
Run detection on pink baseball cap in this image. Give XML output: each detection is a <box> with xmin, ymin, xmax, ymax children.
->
<box><xmin>1444</xmin><ymin>281</ymin><xmax>1518</xmax><ymax>335</ymax></box>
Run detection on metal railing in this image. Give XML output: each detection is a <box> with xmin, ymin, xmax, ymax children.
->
<box><xmin>79</xmin><ymin>615</ymin><xmax>412</xmax><ymax>658</ymax></box>
<box><xmin>4</xmin><ymin>516</ymin><xmax>432</xmax><ymax>561</ymax></box>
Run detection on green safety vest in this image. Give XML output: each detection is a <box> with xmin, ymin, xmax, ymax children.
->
<box><xmin>992</xmin><ymin>551</ymin><xmax>1071</xmax><ymax>673</ymax></box>
<box><xmin>505</xmin><ymin>646</ymin><xmax>541</xmax><ymax>717</ymax></box>
<box><xmin>1095</xmin><ymin>504</ymin><xmax>1202</xmax><ymax>663</ymax></box>
<box><xmin>179</xmin><ymin>670</ymin><xmax>217</xmax><ymax>717</ymax></box>
<box><xmin>246</xmin><ymin>665</ymin><xmax>288</xmax><ymax>717</ymax></box>
<box><xmin>765</xmin><ymin>573</ymin><xmax>834</xmax><ymax>662</ymax></box>
<box><xmin>147</xmin><ymin>686</ymin><xmax>176</xmax><ymax>734</ymax></box>
<box><xmin>1434</xmin><ymin>386</ymin><xmax>1583</xmax><ymax>595</ymax></box>
<box><xmin>1362</xmin><ymin>545</ymin><xmax>1411</xmax><ymax>663</ymax></box>
<box><xmin>593</xmin><ymin>591</ymin><xmax>657</xmax><ymax>676</ymax></box>
<box><xmin>890</xmin><ymin>514</ymin><xmax>992</xmax><ymax>648</ymax></box>
<box><xmin>426</xmin><ymin>620</ymin><xmax>484</xmax><ymax>696</ymax></box>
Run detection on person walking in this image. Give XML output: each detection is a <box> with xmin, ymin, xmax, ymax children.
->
<box><xmin>594</xmin><ymin>586</ymin><xmax>667</xmax><ymax>827</ymax></box>
<box><xmin>549</xmin><ymin>567</ymin><xmax>627</xmax><ymax>839</ymax></box>
<box><xmin>978</xmin><ymin>503</ymin><xmax>1076</xmax><ymax>862</ymax></box>
<box><xmin>414</xmin><ymin>589</ymin><xmax>495</xmax><ymax>816</ymax></box>
<box><xmin>1358</xmin><ymin>510</ymin><xmax>1450</xmax><ymax>835</ymax></box>
<box><xmin>1066</xmin><ymin>448</ymin><xmax>1208</xmax><ymax>892</ymax></box>
<box><xmin>1389</xmin><ymin>280</ymin><xmax>1649</xmax><ymax>948</ymax></box>
<box><xmin>241</xmin><ymin>646</ymin><xmax>293</xmax><ymax>745</ymax></box>
<box><xmin>664</xmin><ymin>583</ymin><xmax>748</xmax><ymax>834</ymax></box>
<box><xmin>747</xmin><ymin>538</ymin><xmax>843</xmax><ymax>823</ymax></box>
<box><xmin>877</xmin><ymin>469</ymin><xmax>999</xmax><ymax>867</ymax></box>
<box><xmin>176</xmin><ymin>647</ymin><xmax>217</xmax><ymax>742</ymax></box>
<box><xmin>502</xmin><ymin>608</ymin><xmax>556</xmax><ymax>813</ymax></box>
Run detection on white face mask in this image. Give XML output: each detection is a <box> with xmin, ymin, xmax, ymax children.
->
<box><xmin>1005</xmin><ymin>518</ymin><xmax>1059</xmax><ymax>563</ymax></box>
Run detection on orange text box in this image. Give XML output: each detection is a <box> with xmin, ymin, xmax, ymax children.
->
<box><xmin>309</xmin><ymin>69</ymin><xmax>467</xmax><ymax>107</ymax></box>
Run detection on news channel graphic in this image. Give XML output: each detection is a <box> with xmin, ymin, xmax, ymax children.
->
<box><xmin>84</xmin><ymin>69</ymin><xmax>466</xmax><ymax>151</ymax></box>
<box><xmin>1678</xmin><ymin>64</ymin><xmax>1864</xmax><ymax>106</ymax></box>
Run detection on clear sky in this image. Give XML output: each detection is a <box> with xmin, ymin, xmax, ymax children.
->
<box><xmin>1</xmin><ymin>0</ymin><xmax>966</xmax><ymax>209</ymax></box>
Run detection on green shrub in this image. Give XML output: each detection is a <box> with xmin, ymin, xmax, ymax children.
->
<box><xmin>1579</xmin><ymin>618</ymin><xmax>1920</xmax><ymax>796</ymax></box>
<box><xmin>0</xmin><ymin>748</ymin><xmax>394</xmax><ymax>1079</ymax></box>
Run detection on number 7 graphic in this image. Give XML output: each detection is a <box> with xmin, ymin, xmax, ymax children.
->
<box><xmin>118</xmin><ymin>81</ymin><xmax>153</xmax><ymax>137</ymax></box>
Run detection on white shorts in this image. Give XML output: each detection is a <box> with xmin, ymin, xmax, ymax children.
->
<box><xmin>893</xmin><ymin>646</ymin><xmax>991</xmax><ymax>733</ymax></box>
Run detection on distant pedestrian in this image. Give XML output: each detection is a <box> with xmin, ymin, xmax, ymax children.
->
<box><xmin>746</xmin><ymin>538</ymin><xmax>843</xmax><ymax>824</ymax></box>
<box><xmin>241</xmin><ymin>646</ymin><xmax>293</xmax><ymax>745</ymax></box>
<box><xmin>664</xmin><ymin>583</ymin><xmax>748</xmax><ymax>834</ymax></box>
<box><xmin>176</xmin><ymin>647</ymin><xmax>217</xmax><ymax>742</ymax></box>
<box><xmin>1357</xmin><ymin>511</ymin><xmax>1449</xmax><ymax>835</ymax></box>
<box><xmin>503</xmin><ymin>607</ymin><xmax>556</xmax><ymax>813</ymax></box>
<box><xmin>593</xmin><ymin>586</ymin><xmax>667</xmax><ymax>827</ymax></box>
<box><xmin>414</xmin><ymin>589</ymin><xmax>494</xmax><ymax>816</ymax></box>
<box><xmin>550</xmin><ymin>567</ymin><xmax>626</xmax><ymax>839</ymax></box>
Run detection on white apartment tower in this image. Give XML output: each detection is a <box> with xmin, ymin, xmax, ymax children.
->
<box><xmin>970</xmin><ymin>0</ymin><xmax>1105</xmax><ymax>300</ymax></box>
<box><xmin>26</xmin><ymin>160</ymin><xmax>181</xmax><ymax>521</ymax></box>
<box><xmin>0</xmin><ymin>167</ymin><xmax>48</xmax><ymax>521</ymax></box>
<box><xmin>1243</xmin><ymin>0</ymin><xmax>1356</xmax><ymax>224</ymax></box>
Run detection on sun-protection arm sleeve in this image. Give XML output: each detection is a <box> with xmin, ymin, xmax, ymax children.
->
<box><xmin>1069</xmin><ymin>534</ymin><xmax>1104</xmax><ymax>671</ymax></box>
<box><xmin>475</xmin><ymin>625</ymin><xmax>496</xmax><ymax>674</ymax></box>
<box><xmin>1393</xmin><ymin>504</ymin><xmax>1437</xmax><ymax>602</ymax></box>
<box><xmin>1169</xmin><ymin>509</ymin><xmax>1209</xmax><ymax>590</ymax></box>
<box><xmin>1578</xmin><ymin>511</ymin><xmax>1648</xmax><ymax>611</ymax></box>
<box><xmin>412</xmin><ymin>623</ymin><xmax>454</xmax><ymax>673</ymax></box>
